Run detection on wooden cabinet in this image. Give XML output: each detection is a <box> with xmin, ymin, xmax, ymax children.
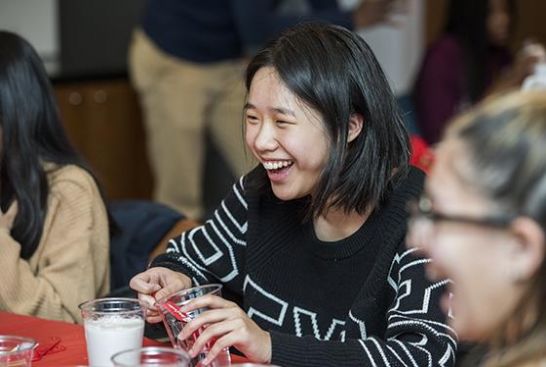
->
<box><xmin>54</xmin><ymin>79</ymin><xmax>153</xmax><ymax>200</ymax></box>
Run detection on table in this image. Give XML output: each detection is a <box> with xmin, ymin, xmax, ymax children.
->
<box><xmin>0</xmin><ymin>311</ymin><xmax>247</xmax><ymax>366</ymax></box>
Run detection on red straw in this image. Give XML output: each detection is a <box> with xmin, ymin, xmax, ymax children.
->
<box><xmin>163</xmin><ymin>301</ymin><xmax>193</xmax><ymax>323</ymax></box>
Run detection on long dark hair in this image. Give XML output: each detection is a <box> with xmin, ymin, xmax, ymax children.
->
<box><xmin>245</xmin><ymin>23</ymin><xmax>410</xmax><ymax>218</ymax></box>
<box><xmin>0</xmin><ymin>31</ymin><xmax>103</xmax><ymax>259</ymax></box>
<box><xmin>444</xmin><ymin>0</ymin><xmax>516</xmax><ymax>102</ymax></box>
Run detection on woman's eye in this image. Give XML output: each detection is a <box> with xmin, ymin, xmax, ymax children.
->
<box><xmin>246</xmin><ymin>115</ymin><xmax>259</xmax><ymax>124</ymax></box>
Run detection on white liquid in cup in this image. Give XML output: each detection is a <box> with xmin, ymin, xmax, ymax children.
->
<box><xmin>84</xmin><ymin>316</ymin><xmax>145</xmax><ymax>367</ymax></box>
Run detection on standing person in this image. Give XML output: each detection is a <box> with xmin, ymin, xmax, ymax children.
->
<box><xmin>413</xmin><ymin>0</ymin><xmax>544</xmax><ymax>145</ymax></box>
<box><xmin>130</xmin><ymin>23</ymin><xmax>456</xmax><ymax>366</ymax></box>
<box><xmin>129</xmin><ymin>0</ymin><xmax>397</xmax><ymax>220</ymax></box>
<box><xmin>407</xmin><ymin>91</ymin><xmax>546</xmax><ymax>366</ymax></box>
<box><xmin>0</xmin><ymin>31</ymin><xmax>110</xmax><ymax>323</ymax></box>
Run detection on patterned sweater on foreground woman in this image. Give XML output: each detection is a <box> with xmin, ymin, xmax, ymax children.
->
<box><xmin>152</xmin><ymin>167</ymin><xmax>457</xmax><ymax>367</ymax></box>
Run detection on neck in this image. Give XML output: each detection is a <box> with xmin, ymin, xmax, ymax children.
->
<box><xmin>488</xmin><ymin>292</ymin><xmax>540</xmax><ymax>353</ymax></box>
<box><xmin>313</xmin><ymin>206</ymin><xmax>372</xmax><ymax>242</ymax></box>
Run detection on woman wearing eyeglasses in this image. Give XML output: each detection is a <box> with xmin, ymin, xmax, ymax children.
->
<box><xmin>408</xmin><ymin>91</ymin><xmax>546</xmax><ymax>366</ymax></box>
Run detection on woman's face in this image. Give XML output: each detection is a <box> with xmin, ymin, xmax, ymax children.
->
<box><xmin>487</xmin><ymin>0</ymin><xmax>511</xmax><ymax>46</ymax></box>
<box><xmin>244</xmin><ymin>67</ymin><xmax>330</xmax><ymax>201</ymax></box>
<box><xmin>408</xmin><ymin>138</ymin><xmax>524</xmax><ymax>342</ymax></box>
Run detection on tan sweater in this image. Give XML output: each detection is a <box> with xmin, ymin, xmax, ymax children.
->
<box><xmin>0</xmin><ymin>164</ymin><xmax>110</xmax><ymax>323</ymax></box>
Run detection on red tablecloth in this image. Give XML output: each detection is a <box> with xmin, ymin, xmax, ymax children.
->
<box><xmin>0</xmin><ymin>311</ymin><xmax>247</xmax><ymax>366</ymax></box>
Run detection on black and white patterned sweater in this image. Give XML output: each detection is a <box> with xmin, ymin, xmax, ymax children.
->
<box><xmin>152</xmin><ymin>166</ymin><xmax>457</xmax><ymax>367</ymax></box>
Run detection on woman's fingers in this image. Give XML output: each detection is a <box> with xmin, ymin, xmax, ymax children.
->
<box><xmin>178</xmin><ymin>307</ymin><xmax>238</xmax><ymax>340</ymax></box>
<box><xmin>146</xmin><ymin>314</ymin><xmax>163</xmax><ymax>324</ymax></box>
<box><xmin>200</xmin><ymin>328</ymin><xmax>240</xmax><ymax>365</ymax></box>
<box><xmin>181</xmin><ymin>294</ymin><xmax>234</xmax><ymax>313</ymax></box>
<box><xmin>131</xmin><ymin>275</ymin><xmax>161</xmax><ymax>294</ymax></box>
<box><xmin>174</xmin><ymin>297</ymin><xmax>272</xmax><ymax>364</ymax></box>
<box><xmin>153</xmin><ymin>280</ymin><xmax>187</xmax><ymax>301</ymax></box>
<box><xmin>186</xmin><ymin>318</ymin><xmax>240</xmax><ymax>358</ymax></box>
<box><xmin>129</xmin><ymin>267</ymin><xmax>191</xmax><ymax>303</ymax></box>
<box><xmin>138</xmin><ymin>293</ymin><xmax>158</xmax><ymax>309</ymax></box>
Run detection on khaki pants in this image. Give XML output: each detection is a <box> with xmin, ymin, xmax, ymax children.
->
<box><xmin>129</xmin><ymin>30</ymin><xmax>252</xmax><ymax>219</ymax></box>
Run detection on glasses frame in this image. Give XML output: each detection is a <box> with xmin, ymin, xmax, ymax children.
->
<box><xmin>408</xmin><ymin>196</ymin><xmax>516</xmax><ymax>229</ymax></box>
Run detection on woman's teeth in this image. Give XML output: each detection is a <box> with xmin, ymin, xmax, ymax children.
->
<box><xmin>263</xmin><ymin>161</ymin><xmax>293</xmax><ymax>170</ymax></box>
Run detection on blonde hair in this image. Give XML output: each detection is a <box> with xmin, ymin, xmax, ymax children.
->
<box><xmin>446</xmin><ymin>91</ymin><xmax>546</xmax><ymax>366</ymax></box>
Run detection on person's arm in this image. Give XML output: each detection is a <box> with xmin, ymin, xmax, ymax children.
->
<box><xmin>415</xmin><ymin>38</ymin><xmax>464</xmax><ymax>145</ymax></box>
<box><xmin>151</xmin><ymin>176</ymin><xmax>249</xmax><ymax>295</ymax></box>
<box><xmin>0</xmin><ymin>169</ymin><xmax>109</xmax><ymax>323</ymax></box>
<box><xmin>270</xmin><ymin>246</ymin><xmax>457</xmax><ymax>367</ymax></box>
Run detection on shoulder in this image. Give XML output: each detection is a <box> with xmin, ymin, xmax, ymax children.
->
<box><xmin>387</xmin><ymin>166</ymin><xmax>425</xmax><ymax>211</ymax></box>
<box><xmin>47</xmin><ymin>164</ymin><xmax>98</xmax><ymax>191</ymax></box>
<box><xmin>389</xmin><ymin>244</ymin><xmax>428</xmax><ymax>275</ymax></box>
<box><xmin>46</xmin><ymin>164</ymin><xmax>101</xmax><ymax>203</ymax></box>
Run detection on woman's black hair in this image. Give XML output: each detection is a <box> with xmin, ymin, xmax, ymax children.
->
<box><xmin>0</xmin><ymin>31</ymin><xmax>109</xmax><ymax>259</ymax></box>
<box><xmin>444</xmin><ymin>0</ymin><xmax>516</xmax><ymax>102</ymax></box>
<box><xmin>245</xmin><ymin>22</ymin><xmax>410</xmax><ymax>219</ymax></box>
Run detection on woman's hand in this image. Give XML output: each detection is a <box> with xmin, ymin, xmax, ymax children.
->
<box><xmin>178</xmin><ymin>295</ymin><xmax>272</xmax><ymax>365</ymax></box>
<box><xmin>513</xmin><ymin>41</ymin><xmax>546</xmax><ymax>83</ymax></box>
<box><xmin>494</xmin><ymin>41</ymin><xmax>546</xmax><ymax>92</ymax></box>
<box><xmin>129</xmin><ymin>267</ymin><xmax>192</xmax><ymax>323</ymax></box>
<box><xmin>0</xmin><ymin>201</ymin><xmax>18</xmax><ymax>235</ymax></box>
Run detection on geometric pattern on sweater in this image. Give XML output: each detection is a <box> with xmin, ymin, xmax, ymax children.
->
<box><xmin>243</xmin><ymin>274</ymin><xmax>288</xmax><ymax>327</ymax></box>
<box><xmin>154</xmin><ymin>167</ymin><xmax>458</xmax><ymax>367</ymax></box>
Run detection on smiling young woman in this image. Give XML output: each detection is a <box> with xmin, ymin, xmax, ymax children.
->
<box><xmin>130</xmin><ymin>23</ymin><xmax>456</xmax><ymax>366</ymax></box>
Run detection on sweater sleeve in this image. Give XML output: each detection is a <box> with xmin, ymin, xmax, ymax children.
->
<box><xmin>0</xmin><ymin>170</ymin><xmax>109</xmax><ymax>323</ymax></box>
<box><xmin>270</xmin><ymin>247</ymin><xmax>457</xmax><ymax>367</ymax></box>
<box><xmin>151</xmin><ymin>177</ymin><xmax>249</xmax><ymax>295</ymax></box>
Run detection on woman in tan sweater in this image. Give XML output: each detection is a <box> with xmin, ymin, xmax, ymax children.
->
<box><xmin>0</xmin><ymin>31</ymin><xmax>110</xmax><ymax>323</ymax></box>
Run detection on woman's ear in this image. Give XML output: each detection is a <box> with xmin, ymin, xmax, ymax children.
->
<box><xmin>509</xmin><ymin>217</ymin><xmax>545</xmax><ymax>281</ymax></box>
<box><xmin>348</xmin><ymin>113</ymin><xmax>364</xmax><ymax>143</ymax></box>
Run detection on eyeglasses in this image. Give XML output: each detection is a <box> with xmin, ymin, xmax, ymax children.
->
<box><xmin>408</xmin><ymin>196</ymin><xmax>516</xmax><ymax>230</ymax></box>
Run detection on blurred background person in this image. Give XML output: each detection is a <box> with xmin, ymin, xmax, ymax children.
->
<box><xmin>408</xmin><ymin>91</ymin><xmax>546</xmax><ymax>366</ymax></box>
<box><xmin>0</xmin><ymin>31</ymin><xmax>110</xmax><ymax>323</ymax></box>
<box><xmin>129</xmin><ymin>0</ymin><xmax>398</xmax><ymax>220</ymax></box>
<box><xmin>413</xmin><ymin>0</ymin><xmax>545</xmax><ymax>145</ymax></box>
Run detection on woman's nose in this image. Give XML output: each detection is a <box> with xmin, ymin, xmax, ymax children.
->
<box><xmin>253</xmin><ymin>122</ymin><xmax>278</xmax><ymax>152</ymax></box>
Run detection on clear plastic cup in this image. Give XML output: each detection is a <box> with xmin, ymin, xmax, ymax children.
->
<box><xmin>0</xmin><ymin>335</ymin><xmax>36</xmax><ymax>367</ymax></box>
<box><xmin>79</xmin><ymin>298</ymin><xmax>146</xmax><ymax>367</ymax></box>
<box><xmin>111</xmin><ymin>347</ymin><xmax>191</xmax><ymax>366</ymax></box>
<box><xmin>156</xmin><ymin>284</ymin><xmax>230</xmax><ymax>367</ymax></box>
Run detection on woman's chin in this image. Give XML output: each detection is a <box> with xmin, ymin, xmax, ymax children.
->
<box><xmin>451</xmin><ymin>315</ymin><xmax>490</xmax><ymax>343</ymax></box>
